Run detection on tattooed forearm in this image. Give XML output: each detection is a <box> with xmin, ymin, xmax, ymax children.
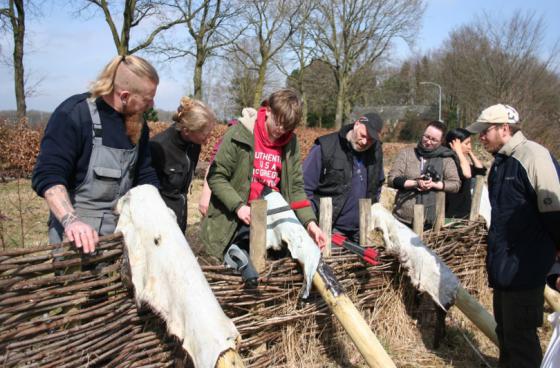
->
<box><xmin>44</xmin><ymin>185</ymin><xmax>77</xmax><ymax>224</ymax></box>
<box><xmin>61</xmin><ymin>212</ymin><xmax>79</xmax><ymax>228</ymax></box>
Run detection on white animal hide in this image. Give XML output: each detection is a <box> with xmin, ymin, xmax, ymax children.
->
<box><xmin>263</xmin><ymin>191</ymin><xmax>321</xmax><ymax>298</ymax></box>
<box><xmin>371</xmin><ymin>203</ymin><xmax>460</xmax><ymax>309</ymax></box>
<box><xmin>479</xmin><ymin>184</ymin><xmax>491</xmax><ymax>228</ymax></box>
<box><xmin>115</xmin><ymin>185</ymin><xmax>240</xmax><ymax>368</ymax></box>
<box><xmin>541</xmin><ymin>312</ymin><xmax>560</xmax><ymax>368</ymax></box>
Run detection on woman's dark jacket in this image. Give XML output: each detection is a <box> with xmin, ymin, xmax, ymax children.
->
<box><xmin>150</xmin><ymin>125</ymin><xmax>201</xmax><ymax>232</ymax></box>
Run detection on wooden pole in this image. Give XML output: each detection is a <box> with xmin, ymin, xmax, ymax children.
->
<box><xmin>215</xmin><ymin>349</ymin><xmax>245</xmax><ymax>368</ymax></box>
<box><xmin>455</xmin><ymin>286</ymin><xmax>498</xmax><ymax>346</ymax></box>
<box><xmin>544</xmin><ymin>285</ymin><xmax>560</xmax><ymax>312</ymax></box>
<box><xmin>249</xmin><ymin>200</ymin><xmax>268</xmax><ymax>273</ymax></box>
<box><xmin>433</xmin><ymin>191</ymin><xmax>445</xmax><ymax>232</ymax></box>
<box><xmin>312</xmin><ymin>262</ymin><xmax>396</xmax><ymax>368</ymax></box>
<box><xmin>359</xmin><ymin>198</ymin><xmax>372</xmax><ymax>246</ymax></box>
<box><xmin>319</xmin><ymin>197</ymin><xmax>332</xmax><ymax>257</ymax></box>
<box><xmin>413</xmin><ymin>204</ymin><xmax>424</xmax><ymax>240</ymax></box>
<box><xmin>469</xmin><ymin>176</ymin><xmax>485</xmax><ymax>221</ymax></box>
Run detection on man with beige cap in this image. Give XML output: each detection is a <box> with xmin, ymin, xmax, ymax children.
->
<box><xmin>467</xmin><ymin>104</ymin><xmax>560</xmax><ymax>367</ymax></box>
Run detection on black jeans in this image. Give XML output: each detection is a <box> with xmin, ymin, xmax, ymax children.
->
<box><xmin>493</xmin><ymin>286</ymin><xmax>544</xmax><ymax>368</ymax></box>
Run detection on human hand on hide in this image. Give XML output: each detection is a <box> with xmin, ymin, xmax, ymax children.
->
<box><xmin>64</xmin><ymin>216</ymin><xmax>99</xmax><ymax>254</ymax></box>
<box><xmin>236</xmin><ymin>204</ymin><xmax>251</xmax><ymax>225</ymax></box>
<box><xmin>306</xmin><ymin>221</ymin><xmax>327</xmax><ymax>249</ymax></box>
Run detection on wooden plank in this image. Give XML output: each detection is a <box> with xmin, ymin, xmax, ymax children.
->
<box><xmin>313</xmin><ymin>268</ymin><xmax>396</xmax><ymax>368</ymax></box>
<box><xmin>319</xmin><ymin>197</ymin><xmax>332</xmax><ymax>257</ymax></box>
<box><xmin>359</xmin><ymin>198</ymin><xmax>372</xmax><ymax>246</ymax></box>
<box><xmin>249</xmin><ymin>200</ymin><xmax>267</xmax><ymax>273</ymax></box>
<box><xmin>469</xmin><ymin>175</ymin><xmax>485</xmax><ymax>221</ymax></box>
<box><xmin>413</xmin><ymin>204</ymin><xmax>424</xmax><ymax>240</ymax></box>
<box><xmin>455</xmin><ymin>286</ymin><xmax>499</xmax><ymax>346</ymax></box>
<box><xmin>433</xmin><ymin>191</ymin><xmax>445</xmax><ymax>232</ymax></box>
<box><xmin>215</xmin><ymin>349</ymin><xmax>245</xmax><ymax>368</ymax></box>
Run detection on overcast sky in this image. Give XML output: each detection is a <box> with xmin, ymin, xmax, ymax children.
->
<box><xmin>1</xmin><ymin>0</ymin><xmax>558</xmax><ymax>112</ymax></box>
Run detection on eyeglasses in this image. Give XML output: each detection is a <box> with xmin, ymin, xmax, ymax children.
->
<box><xmin>480</xmin><ymin>125</ymin><xmax>500</xmax><ymax>136</ymax></box>
<box><xmin>422</xmin><ymin>134</ymin><xmax>441</xmax><ymax>143</ymax></box>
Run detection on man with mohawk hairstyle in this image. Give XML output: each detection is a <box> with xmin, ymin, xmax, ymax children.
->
<box><xmin>32</xmin><ymin>55</ymin><xmax>160</xmax><ymax>254</ymax></box>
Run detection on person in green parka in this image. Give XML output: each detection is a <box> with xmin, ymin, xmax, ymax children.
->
<box><xmin>201</xmin><ymin>88</ymin><xmax>327</xmax><ymax>260</ymax></box>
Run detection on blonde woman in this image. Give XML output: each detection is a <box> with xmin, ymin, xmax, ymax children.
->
<box><xmin>150</xmin><ymin>97</ymin><xmax>217</xmax><ymax>232</ymax></box>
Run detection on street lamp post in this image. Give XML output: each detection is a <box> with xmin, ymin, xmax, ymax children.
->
<box><xmin>420</xmin><ymin>81</ymin><xmax>442</xmax><ymax>122</ymax></box>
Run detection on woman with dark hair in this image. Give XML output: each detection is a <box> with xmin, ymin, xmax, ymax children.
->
<box><xmin>445</xmin><ymin>128</ymin><xmax>486</xmax><ymax>219</ymax></box>
<box><xmin>388</xmin><ymin>121</ymin><xmax>461</xmax><ymax>228</ymax></box>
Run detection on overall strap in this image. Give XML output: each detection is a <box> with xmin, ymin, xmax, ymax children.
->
<box><xmin>86</xmin><ymin>98</ymin><xmax>103</xmax><ymax>141</ymax></box>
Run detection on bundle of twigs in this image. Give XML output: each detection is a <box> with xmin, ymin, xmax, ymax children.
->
<box><xmin>0</xmin><ymin>221</ymin><xmax>488</xmax><ymax>367</ymax></box>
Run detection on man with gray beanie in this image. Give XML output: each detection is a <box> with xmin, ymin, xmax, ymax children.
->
<box><xmin>467</xmin><ymin>104</ymin><xmax>560</xmax><ymax>368</ymax></box>
<box><xmin>303</xmin><ymin>113</ymin><xmax>385</xmax><ymax>242</ymax></box>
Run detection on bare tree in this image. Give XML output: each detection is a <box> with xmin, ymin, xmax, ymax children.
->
<box><xmin>149</xmin><ymin>0</ymin><xmax>245</xmax><ymax>100</ymax></box>
<box><xmin>235</xmin><ymin>0</ymin><xmax>305</xmax><ymax>107</ymax></box>
<box><xmin>279</xmin><ymin>1</ymin><xmax>316</xmax><ymax>126</ymax></box>
<box><xmin>438</xmin><ymin>10</ymin><xmax>559</xmax><ymax>126</ymax></box>
<box><xmin>227</xmin><ymin>37</ymin><xmax>259</xmax><ymax>112</ymax></box>
<box><xmin>432</xmin><ymin>10</ymin><xmax>560</xmax><ymax>155</ymax></box>
<box><xmin>78</xmin><ymin>0</ymin><xmax>188</xmax><ymax>55</ymax></box>
<box><xmin>1</xmin><ymin>0</ymin><xmax>26</xmax><ymax>118</ymax></box>
<box><xmin>311</xmin><ymin>0</ymin><xmax>425</xmax><ymax>128</ymax></box>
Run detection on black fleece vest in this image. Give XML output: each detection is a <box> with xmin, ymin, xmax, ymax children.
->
<box><xmin>314</xmin><ymin>129</ymin><xmax>383</xmax><ymax>221</ymax></box>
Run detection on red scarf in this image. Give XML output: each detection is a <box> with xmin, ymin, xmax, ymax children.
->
<box><xmin>249</xmin><ymin>108</ymin><xmax>292</xmax><ymax>201</ymax></box>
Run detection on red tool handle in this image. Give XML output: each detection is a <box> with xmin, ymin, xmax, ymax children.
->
<box><xmin>290</xmin><ymin>199</ymin><xmax>311</xmax><ymax>210</ymax></box>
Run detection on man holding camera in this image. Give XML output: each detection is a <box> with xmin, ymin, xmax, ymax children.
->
<box><xmin>388</xmin><ymin>120</ymin><xmax>460</xmax><ymax>228</ymax></box>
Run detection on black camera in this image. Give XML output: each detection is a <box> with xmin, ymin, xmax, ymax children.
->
<box><xmin>421</xmin><ymin>165</ymin><xmax>441</xmax><ymax>182</ymax></box>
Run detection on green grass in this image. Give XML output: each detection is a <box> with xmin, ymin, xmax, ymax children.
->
<box><xmin>0</xmin><ymin>179</ymin><xmax>49</xmax><ymax>248</ymax></box>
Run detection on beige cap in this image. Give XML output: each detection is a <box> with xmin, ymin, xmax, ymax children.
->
<box><xmin>466</xmin><ymin>104</ymin><xmax>519</xmax><ymax>133</ymax></box>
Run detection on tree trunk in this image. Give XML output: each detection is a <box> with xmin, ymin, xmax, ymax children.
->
<box><xmin>119</xmin><ymin>0</ymin><xmax>136</xmax><ymax>54</ymax></box>
<box><xmin>253</xmin><ymin>63</ymin><xmax>267</xmax><ymax>108</ymax></box>
<box><xmin>301</xmin><ymin>90</ymin><xmax>308</xmax><ymax>127</ymax></box>
<box><xmin>12</xmin><ymin>0</ymin><xmax>26</xmax><ymax>119</ymax></box>
<box><xmin>193</xmin><ymin>56</ymin><xmax>204</xmax><ymax>100</ymax></box>
<box><xmin>334</xmin><ymin>77</ymin><xmax>347</xmax><ymax>130</ymax></box>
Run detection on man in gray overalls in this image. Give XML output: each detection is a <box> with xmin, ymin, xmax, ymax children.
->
<box><xmin>32</xmin><ymin>55</ymin><xmax>160</xmax><ymax>253</ymax></box>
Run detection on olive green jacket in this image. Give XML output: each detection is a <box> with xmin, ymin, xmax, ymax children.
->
<box><xmin>200</xmin><ymin>108</ymin><xmax>316</xmax><ymax>259</ymax></box>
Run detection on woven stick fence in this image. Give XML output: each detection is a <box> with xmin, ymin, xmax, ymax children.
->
<box><xmin>0</xmin><ymin>221</ymin><xmax>488</xmax><ymax>367</ymax></box>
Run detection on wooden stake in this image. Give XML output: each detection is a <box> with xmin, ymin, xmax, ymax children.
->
<box><xmin>433</xmin><ymin>191</ymin><xmax>445</xmax><ymax>232</ymax></box>
<box><xmin>413</xmin><ymin>204</ymin><xmax>424</xmax><ymax>240</ymax></box>
<box><xmin>319</xmin><ymin>197</ymin><xmax>333</xmax><ymax>257</ymax></box>
<box><xmin>215</xmin><ymin>349</ymin><xmax>245</xmax><ymax>368</ymax></box>
<box><xmin>249</xmin><ymin>200</ymin><xmax>267</xmax><ymax>273</ymax></box>
<box><xmin>359</xmin><ymin>198</ymin><xmax>372</xmax><ymax>246</ymax></box>
<box><xmin>312</xmin><ymin>263</ymin><xmax>396</xmax><ymax>368</ymax></box>
<box><xmin>455</xmin><ymin>286</ymin><xmax>498</xmax><ymax>346</ymax></box>
<box><xmin>469</xmin><ymin>176</ymin><xmax>485</xmax><ymax>221</ymax></box>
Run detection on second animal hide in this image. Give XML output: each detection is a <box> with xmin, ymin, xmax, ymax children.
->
<box><xmin>263</xmin><ymin>191</ymin><xmax>321</xmax><ymax>298</ymax></box>
<box><xmin>115</xmin><ymin>185</ymin><xmax>240</xmax><ymax>368</ymax></box>
<box><xmin>371</xmin><ymin>203</ymin><xmax>460</xmax><ymax>309</ymax></box>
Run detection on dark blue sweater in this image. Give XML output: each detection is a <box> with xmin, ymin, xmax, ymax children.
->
<box><xmin>32</xmin><ymin>93</ymin><xmax>159</xmax><ymax>197</ymax></box>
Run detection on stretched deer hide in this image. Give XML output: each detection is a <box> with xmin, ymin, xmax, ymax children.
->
<box><xmin>115</xmin><ymin>185</ymin><xmax>240</xmax><ymax>368</ymax></box>
<box><xmin>263</xmin><ymin>191</ymin><xmax>321</xmax><ymax>298</ymax></box>
<box><xmin>371</xmin><ymin>203</ymin><xmax>460</xmax><ymax>309</ymax></box>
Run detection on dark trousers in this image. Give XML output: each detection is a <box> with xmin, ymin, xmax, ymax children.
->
<box><xmin>493</xmin><ymin>286</ymin><xmax>544</xmax><ymax>368</ymax></box>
